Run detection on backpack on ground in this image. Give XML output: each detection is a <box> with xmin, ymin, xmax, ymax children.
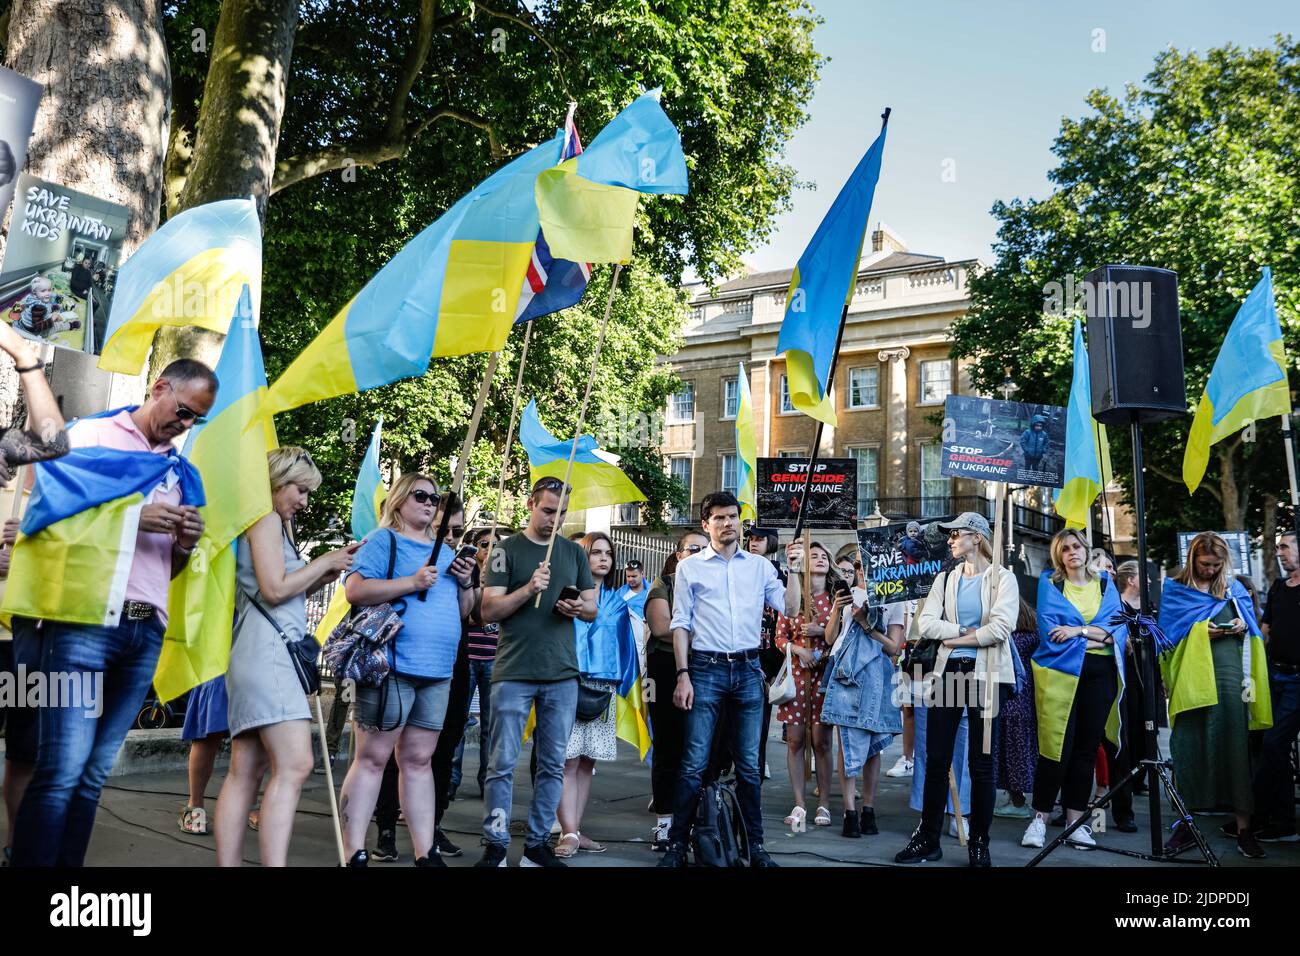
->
<box><xmin>690</xmin><ymin>780</ymin><xmax>749</xmax><ymax>868</ymax></box>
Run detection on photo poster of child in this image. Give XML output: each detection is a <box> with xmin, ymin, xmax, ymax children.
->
<box><xmin>0</xmin><ymin>66</ymin><xmax>42</xmax><ymax>233</ymax></box>
<box><xmin>0</xmin><ymin>173</ymin><xmax>129</xmax><ymax>356</ymax></box>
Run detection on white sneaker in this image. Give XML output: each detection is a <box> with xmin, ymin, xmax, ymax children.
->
<box><xmin>1021</xmin><ymin>816</ymin><xmax>1047</xmax><ymax>848</ymax></box>
<box><xmin>885</xmin><ymin>756</ymin><xmax>914</xmax><ymax>778</ymax></box>
<box><xmin>1068</xmin><ymin>824</ymin><xmax>1097</xmax><ymax>850</ymax></box>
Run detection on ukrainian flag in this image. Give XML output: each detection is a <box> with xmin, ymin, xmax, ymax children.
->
<box><xmin>1031</xmin><ymin>572</ymin><xmax>1129</xmax><ymax>761</ymax></box>
<box><xmin>314</xmin><ymin>418</ymin><xmax>388</xmax><ymax>643</ymax></box>
<box><xmin>1184</xmin><ymin>268</ymin><xmax>1290</xmax><ymax>493</ymax></box>
<box><xmin>1056</xmin><ymin>319</ymin><xmax>1111</xmax><ymax>528</ymax></box>
<box><xmin>736</xmin><ymin>361</ymin><xmax>758</xmax><ymax>520</ymax></box>
<box><xmin>777</xmin><ymin>119</ymin><xmax>889</xmax><ymax>427</ymax></box>
<box><xmin>1</xmin><ymin>443</ymin><xmax>205</xmax><ymax>629</ymax></box>
<box><xmin>535</xmin><ymin>89</ymin><xmax>689</xmax><ymax>264</ymax></box>
<box><xmin>1158</xmin><ymin>577</ymin><xmax>1272</xmax><ymax>731</ymax></box>
<box><xmin>155</xmin><ymin>287</ymin><xmax>277</xmax><ymax>702</ymax></box>
<box><xmin>519</xmin><ymin>399</ymin><xmax>644</xmax><ymax>512</ymax></box>
<box><xmin>99</xmin><ymin>197</ymin><xmax>261</xmax><ymax>375</ymax></box>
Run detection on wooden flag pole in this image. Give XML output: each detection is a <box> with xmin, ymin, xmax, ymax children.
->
<box><xmin>948</xmin><ymin>768</ymin><xmax>967</xmax><ymax>847</ymax></box>
<box><xmin>984</xmin><ymin>484</ymin><xmax>1007</xmax><ymax>755</ymax></box>
<box><xmin>489</xmin><ymin>320</ymin><xmax>535</xmax><ymax>542</ymax></box>
<box><xmin>534</xmin><ymin>263</ymin><xmax>622</xmax><ymax>607</ymax></box>
<box><xmin>802</xmin><ymin>526</ymin><xmax>813</xmax><ymax>784</ymax></box>
<box><xmin>312</xmin><ymin>693</ymin><xmax>347</xmax><ymax>866</ymax></box>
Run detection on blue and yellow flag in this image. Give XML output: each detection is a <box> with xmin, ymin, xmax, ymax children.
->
<box><xmin>736</xmin><ymin>362</ymin><xmax>758</xmax><ymax>520</ymax></box>
<box><xmin>1</xmin><ymin>435</ymin><xmax>204</xmax><ymax>629</ymax></box>
<box><xmin>574</xmin><ymin>586</ymin><xmax>652</xmax><ymax>760</ymax></box>
<box><xmin>1031</xmin><ymin>572</ymin><xmax>1128</xmax><ymax>761</ymax></box>
<box><xmin>156</xmin><ymin>287</ymin><xmax>277</xmax><ymax>701</ymax></box>
<box><xmin>314</xmin><ymin>418</ymin><xmax>389</xmax><ymax>643</ymax></box>
<box><xmin>1184</xmin><ymin>268</ymin><xmax>1290</xmax><ymax>493</ymax></box>
<box><xmin>1056</xmin><ymin>319</ymin><xmax>1111</xmax><ymax>528</ymax></box>
<box><xmin>776</xmin><ymin>120</ymin><xmax>889</xmax><ymax>427</ymax></box>
<box><xmin>535</xmin><ymin>89</ymin><xmax>689</xmax><ymax>263</ymax></box>
<box><xmin>520</xmin><ymin>400</ymin><xmax>645</xmax><ymax>512</ymax></box>
<box><xmin>99</xmin><ymin>197</ymin><xmax>261</xmax><ymax>375</ymax></box>
<box><xmin>1158</xmin><ymin>577</ymin><xmax>1272</xmax><ymax>731</ymax></box>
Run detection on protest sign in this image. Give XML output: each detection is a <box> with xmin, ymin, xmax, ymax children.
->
<box><xmin>941</xmin><ymin>395</ymin><xmax>1067</xmax><ymax>488</ymax></box>
<box><xmin>857</xmin><ymin>517</ymin><xmax>957</xmax><ymax>605</ymax></box>
<box><xmin>757</xmin><ymin>457</ymin><xmax>857</xmax><ymax>529</ymax></box>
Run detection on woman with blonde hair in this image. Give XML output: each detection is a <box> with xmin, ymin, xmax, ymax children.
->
<box><xmin>895</xmin><ymin>512</ymin><xmax>1018</xmax><ymax>867</ymax></box>
<box><xmin>333</xmin><ymin>475</ymin><xmax>477</xmax><ymax>867</ymax></box>
<box><xmin>1159</xmin><ymin>532</ymin><xmax>1272</xmax><ymax>859</ymax></box>
<box><xmin>1022</xmin><ymin>528</ymin><xmax>1128</xmax><ymax>851</ymax></box>
<box><xmin>214</xmin><ymin>447</ymin><xmax>360</xmax><ymax>866</ymax></box>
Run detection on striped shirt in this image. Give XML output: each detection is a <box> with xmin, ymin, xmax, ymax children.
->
<box><xmin>467</xmin><ymin>621</ymin><xmax>499</xmax><ymax>661</ymax></box>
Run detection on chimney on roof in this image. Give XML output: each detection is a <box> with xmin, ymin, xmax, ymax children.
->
<box><xmin>870</xmin><ymin>223</ymin><xmax>907</xmax><ymax>254</ymax></box>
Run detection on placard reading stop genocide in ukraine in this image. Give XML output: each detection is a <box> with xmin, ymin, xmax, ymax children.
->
<box><xmin>940</xmin><ymin>394</ymin><xmax>1068</xmax><ymax>489</ymax></box>
<box><xmin>756</xmin><ymin>457</ymin><xmax>857</xmax><ymax>529</ymax></box>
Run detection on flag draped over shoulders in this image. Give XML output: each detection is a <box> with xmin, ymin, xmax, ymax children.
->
<box><xmin>574</xmin><ymin>587</ymin><xmax>652</xmax><ymax>761</ymax></box>
<box><xmin>1031</xmin><ymin>571</ymin><xmax>1128</xmax><ymax>761</ymax></box>
<box><xmin>1157</xmin><ymin>578</ymin><xmax>1271</xmax><ymax>731</ymax></box>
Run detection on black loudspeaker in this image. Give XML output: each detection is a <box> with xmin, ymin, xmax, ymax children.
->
<box><xmin>1085</xmin><ymin>264</ymin><xmax>1186</xmax><ymax>425</ymax></box>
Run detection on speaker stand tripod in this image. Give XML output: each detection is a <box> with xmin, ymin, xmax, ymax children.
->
<box><xmin>1026</xmin><ymin>416</ymin><xmax>1217</xmax><ymax>867</ymax></box>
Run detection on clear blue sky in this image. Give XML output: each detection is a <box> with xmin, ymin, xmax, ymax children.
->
<box><xmin>744</xmin><ymin>0</ymin><xmax>1297</xmax><ymax>273</ymax></box>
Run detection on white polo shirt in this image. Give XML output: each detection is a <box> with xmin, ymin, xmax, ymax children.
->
<box><xmin>670</xmin><ymin>544</ymin><xmax>786</xmax><ymax>653</ymax></box>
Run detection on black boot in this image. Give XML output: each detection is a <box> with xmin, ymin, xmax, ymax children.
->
<box><xmin>968</xmin><ymin>834</ymin><xmax>991</xmax><ymax>868</ymax></box>
<box><xmin>859</xmin><ymin>806</ymin><xmax>878</xmax><ymax>835</ymax></box>
<box><xmin>346</xmin><ymin>849</ymin><xmax>369</xmax><ymax>867</ymax></box>
<box><xmin>894</xmin><ymin>828</ymin><xmax>942</xmax><ymax>864</ymax></box>
<box><xmin>842</xmin><ymin>810</ymin><xmax>861</xmax><ymax>838</ymax></box>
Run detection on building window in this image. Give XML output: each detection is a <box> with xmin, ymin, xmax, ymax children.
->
<box><xmin>778</xmin><ymin>449</ymin><xmax>807</xmax><ymax>459</ymax></box>
<box><xmin>850</xmin><ymin>447</ymin><xmax>879</xmax><ymax>519</ymax></box>
<box><xmin>721</xmin><ymin>453</ymin><xmax>738</xmax><ymax>496</ymax></box>
<box><xmin>779</xmin><ymin>374</ymin><xmax>795</xmax><ymax>413</ymax></box>
<box><xmin>614</xmin><ymin>503</ymin><xmax>640</xmax><ymax>525</ymax></box>
<box><xmin>722</xmin><ymin>377</ymin><xmax>739</xmax><ymax>419</ymax></box>
<box><xmin>919</xmin><ymin>360</ymin><xmax>952</xmax><ymax>405</ymax></box>
<box><xmin>669</xmin><ymin>457</ymin><xmax>693</xmax><ymax>524</ymax></box>
<box><xmin>669</xmin><ymin>383</ymin><xmax>695</xmax><ymax>423</ymax></box>
<box><xmin>848</xmin><ymin>366</ymin><xmax>879</xmax><ymax>409</ymax></box>
<box><xmin>920</xmin><ymin>442</ymin><xmax>950</xmax><ymax>516</ymax></box>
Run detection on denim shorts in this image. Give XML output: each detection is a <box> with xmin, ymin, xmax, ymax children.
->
<box><xmin>354</xmin><ymin>674</ymin><xmax>451</xmax><ymax>732</ymax></box>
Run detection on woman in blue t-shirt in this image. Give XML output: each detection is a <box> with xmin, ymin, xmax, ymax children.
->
<box><xmin>336</xmin><ymin>475</ymin><xmax>477</xmax><ymax>867</ymax></box>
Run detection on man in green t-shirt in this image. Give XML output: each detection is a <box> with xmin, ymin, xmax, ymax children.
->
<box><xmin>474</xmin><ymin>477</ymin><xmax>595</xmax><ymax>868</ymax></box>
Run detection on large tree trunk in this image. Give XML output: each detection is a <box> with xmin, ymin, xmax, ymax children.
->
<box><xmin>1217</xmin><ymin>439</ymin><xmax>1248</xmax><ymax>530</ymax></box>
<box><xmin>150</xmin><ymin>0</ymin><xmax>297</xmax><ymax>376</ymax></box>
<box><xmin>5</xmin><ymin>0</ymin><xmax>170</xmax><ymax>409</ymax></box>
<box><xmin>1262</xmin><ymin>494</ymin><xmax>1278</xmax><ymax>585</ymax></box>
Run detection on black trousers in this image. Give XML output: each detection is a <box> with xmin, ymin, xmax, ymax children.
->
<box><xmin>1032</xmin><ymin>653</ymin><xmax>1118</xmax><ymax>814</ymax></box>
<box><xmin>375</xmin><ymin>637</ymin><xmax>473</xmax><ymax>832</ymax></box>
<box><xmin>1102</xmin><ymin>650</ymin><xmax>1144</xmax><ymax>822</ymax></box>
<box><xmin>920</xmin><ymin>660</ymin><xmax>998</xmax><ymax>842</ymax></box>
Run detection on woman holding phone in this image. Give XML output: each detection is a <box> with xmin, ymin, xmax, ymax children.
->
<box><xmin>1158</xmin><ymin>532</ymin><xmax>1272</xmax><ymax>859</ymax></box>
<box><xmin>775</xmin><ymin>541</ymin><xmax>845</xmax><ymax>830</ymax></box>
<box><xmin>334</xmin><ymin>478</ymin><xmax>477</xmax><ymax>867</ymax></box>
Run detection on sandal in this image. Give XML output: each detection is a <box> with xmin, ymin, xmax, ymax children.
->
<box><xmin>784</xmin><ymin>806</ymin><xmax>807</xmax><ymax>828</ymax></box>
<box><xmin>554</xmin><ymin>832</ymin><xmax>580</xmax><ymax>859</ymax></box>
<box><xmin>247</xmin><ymin>810</ymin><xmax>260</xmax><ymax>832</ymax></box>
<box><xmin>577</xmin><ymin>833</ymin><xmax>607</xmax><ymax>853</ymax></box>
<box><xmin>814</xmin><ymin>806</ymin><xmax>832</xmax><ymax>827</ymax></box>
<box><xmin>178</xmin><ymin>805</ymin><xmax>208</xmax><ymax>835</ymax></box>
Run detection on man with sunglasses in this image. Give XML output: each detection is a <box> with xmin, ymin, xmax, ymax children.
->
<box><xmin>616</xmin><ymin>559</ymin><xmax>649</xmax><ymax>621</ymax></box>
<box><xmin>657</xmin><ymin>492</ymin><xmax>804</xmax><ymax>868</ymax></box>
<box><xmin>476</xmin><ymin>477</ymin><xmax>596</xmax><ymax>867</ymax></box>
<box><xmin>9</xmin><ymin>359</ymin><xmax>216</xmax><ymax>866</ymax></box>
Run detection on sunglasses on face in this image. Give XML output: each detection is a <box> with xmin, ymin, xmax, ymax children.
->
<box><xmin>948</xmin><ymin>530</ymin><xmax>971</xmax><ymax>540</ymax></box>
<box><xmin>411</xmin><ymin>489</ymin><xmax>438</xmax><ymax>505</ymax></box>
<box><xmin>448</xmin><ymin>525</ymin><xmax>464</xmax><ymax>539</ymax></box>
<box><xmin>164</xmin><ymin>380</ymin><xmax>208</xmax><ymax>426</ymax></box>
<box><xmin>682</xmin><ymin>545</ymin><xmax>704</xmax><ymax>555</ymax></box>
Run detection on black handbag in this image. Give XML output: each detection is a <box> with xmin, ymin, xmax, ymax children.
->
<box><xmin>575</xmin><ymin>682</ymin><xmax>613</xmax><ymax>722</ymax></box>
<box><xmin>900</xmin><ymin>571</ymin><xmax>947</xmax><ymax>677</ymax></box>
<box><xmin>245</xmin><ymin>592</ymin><xmax>322</xmax><ymax>697</ymax></box>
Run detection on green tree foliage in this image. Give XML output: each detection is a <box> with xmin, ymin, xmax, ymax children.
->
<box><xmin>950</xmin><ymin>37</ymin><xmax>1300</xmax><ymax>564</ymax></box>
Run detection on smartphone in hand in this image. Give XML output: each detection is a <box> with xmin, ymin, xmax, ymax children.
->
<box><xmin>553</xmin><ymin>584</ymin><xmax>581</xmax><ymax>616</ymax></box>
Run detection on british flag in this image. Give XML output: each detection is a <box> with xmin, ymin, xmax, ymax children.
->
<box><xmin>515</xmin><ymin>111</ymin><xmax>591</xmax><ymax>324</ymax></box>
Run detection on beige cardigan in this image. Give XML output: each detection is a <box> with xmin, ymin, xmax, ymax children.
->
<box><xmin>916</xmin><ymin>565</ymin><xmax>1018</xmax><ymax>685</ymax></box>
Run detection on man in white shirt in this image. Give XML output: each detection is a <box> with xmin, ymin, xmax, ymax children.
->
<box><xmin>657</xmin><ymin>491</ymin><xmax>802</xmax><ymax>868</ymax></box>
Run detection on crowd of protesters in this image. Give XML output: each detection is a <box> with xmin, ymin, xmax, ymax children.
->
<box><xmin>0</xmin><ymin>342</ymin><xmax>1295</xmax><ymax>867</ymax></box>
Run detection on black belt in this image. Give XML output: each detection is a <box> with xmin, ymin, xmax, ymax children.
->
<box><xmin>122</xmin><ymin>601</ymin><xmax>157</xmax><ymax>621</ymax></box>
<box><xmin>691</xmin><ymin>648</ymin><xmax>759</xmax><ymax>663</ymax></box>
<box><xmin>1270</xmin><ymin>661</ymin><xmax>1300</xmax><ymax>677</ymax></box>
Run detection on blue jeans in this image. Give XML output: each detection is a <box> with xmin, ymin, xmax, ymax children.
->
<box><xmin>668</xmin><ymin>650</ymin><xmax>766</xmax><ymax>846</ymax></box>
<box><xmin>1254</xmin><ymin>671</ymin><xmax>1300</xmax><ymax>828</ymax></box>
<box><xmin>482</xmin><ymin>678</ymin><xmax>577</xmax><ymax>848</ymax></box>
<box><xmin>452</xmin><ymin>658</ymin><xmax>494</xmax><ymax>791</ymax></box>
<box><xmin>11</xmin><ymin>615</ymin><xmax>164</xmax><ymax>866</ymax></box>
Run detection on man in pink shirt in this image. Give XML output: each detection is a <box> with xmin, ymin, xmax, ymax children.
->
<box><xmin>9</xmin><ymin>359</ymin><xmax>216</xmax><ymax>867</ymax></box>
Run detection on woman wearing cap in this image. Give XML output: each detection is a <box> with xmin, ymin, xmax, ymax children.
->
<box><xmin>1158</xmin><ymin>532</ymin><xmax>1271</xmax><ymax>859</ymax></box>
<box><xmin>895</xmin><ymin>511</ymin><xmax>1018</xmax><ymax>867</ymax></box>
<box><xmin>1021</xmin><ymin>529</ymin><xmax>1129</xmax><ymax>852</ymax></box>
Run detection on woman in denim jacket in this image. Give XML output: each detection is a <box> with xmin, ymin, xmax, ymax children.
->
<box><xmin>822</xmin><ymin>589</ymin><xmax>903</xmax><ymax>837</ymax></box>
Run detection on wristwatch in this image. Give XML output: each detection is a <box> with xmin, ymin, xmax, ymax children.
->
<box><xmin>958</xmin><ymin>625</ymin><xmax>971</xmax><ymax>637</ymax></box>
